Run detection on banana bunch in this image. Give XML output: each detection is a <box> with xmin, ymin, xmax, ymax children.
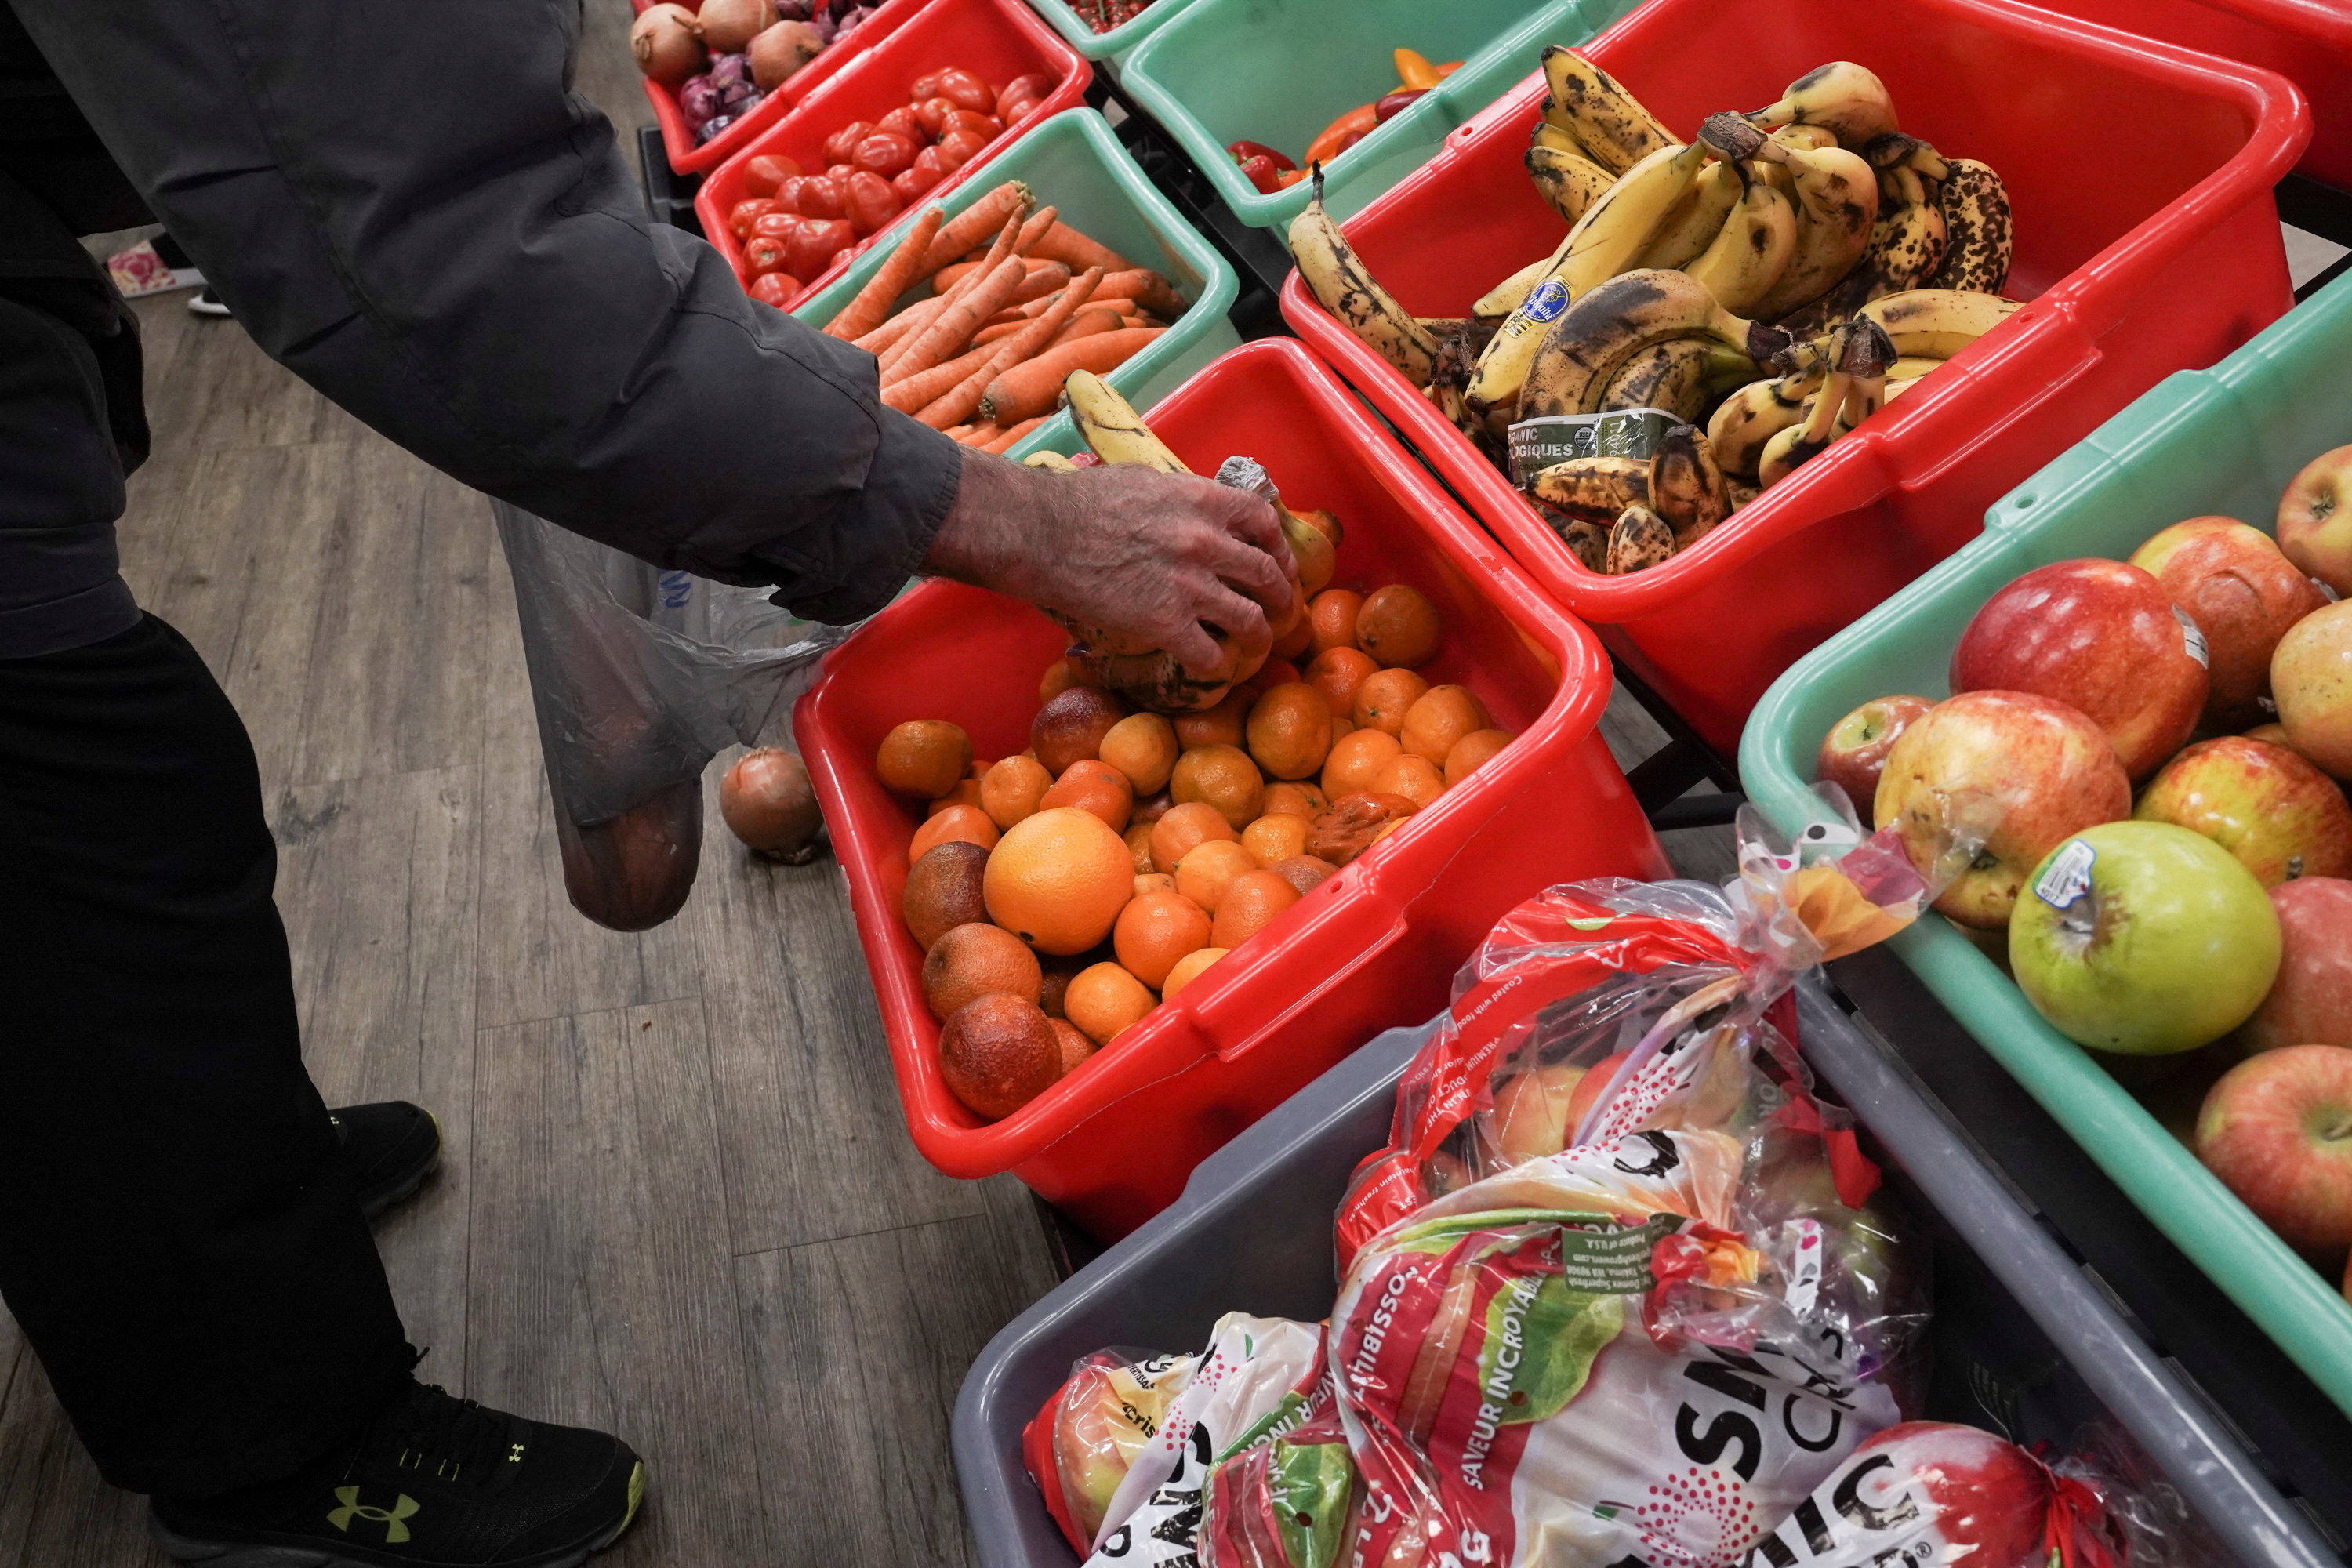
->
<box><xmin>1527</xmin><ymin>419</ymin><xmax>1732</xmax><ymax>575</ymax></box>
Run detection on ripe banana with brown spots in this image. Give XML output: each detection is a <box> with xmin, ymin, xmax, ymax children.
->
<box><xmin>1516</xmin><ymin>268</ymin><xmax>1791</xmax><ymax>422</ymax></box>
<box><xmin>1606</xmin><ymin>504</ymin><xmax>1676</xmax><ymax>573</ymax></box>
<box><xmin>1747</xmin><ymin>136</ymin><xmax>1878</xmax><ymax>322</ymax></box>
<box><xmin>1744</xmin><ymin>62</ymin><xmax>1899</xmax><ymax>151</ymax></box>
<box><xmin>1633</xmin><ymin>161</ymin><xmax>1740</xmax><ymax>271</ymax></box>
<box><xmin>1929</xmin><ymin>159</ymin><xmax>2013</xmax><ymax>292</ymax></box>
<box><xmin>1526</xmin><ymin>143</ymin><xmax>1619</xmax><ymax>227</ymax></box>
<box><xmin>1648</xmin><ymin>423</ymin><xmax>1731</xmax><ymax>546</ymax></box>
<box><xmin>1777</xmin><ymin>162</ymin><xmax>1947</xmax><ymax>333</ymax></box>
<box><xmin>1288</xmin><ymin>172</ymin><xmax>1439</xmax><ymax>385</ymax></box>
<box><xmin>1541</xmin><ymin>47</ymin><xmax>1676</xmax><ymax>175</ymax></box>
<box><xmin>1857</xmin><ymin>289</ymin><xmax>2019</xmax><ymax>358</ymax></box>
<box><xmin>1708</xmin><ymin>361</ymin><xmax>1824</xmax><ymax>480</ymax></box>
<box><xmin>1530</xmin><ymin>454</ymin><xmax>1651</xmax><ymax>521</ymax></box>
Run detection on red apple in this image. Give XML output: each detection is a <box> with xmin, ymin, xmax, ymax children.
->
<box><xmin>2242</xmin><ymin>877</ymin><xmax>2352</xmax><ymax>1051</ymax></box>
<box><xmin>1950</xmin><ymin>558</ymin><xmax>2209</xmax><ymax>779</ymax></box>
<box><xmin>1815</xmin><ymin>695</ymin><xmax>1933</xmax><ymax>813</ymax></box>
<box><xmin>2278</xmin><ymin>444</ymin><xmax>2352</xmax><ymax>596</ymax></box>
<box><xmin>2129</xmin><ymin>517</ymin><xmax>2328</xmax><ymax>728</ymax></box>
<box><xmin>1745</xmin><ymin>1423</ymin><xmax>2053</xmax><ymax>1568</ymax></box>
<box><xmin>1875</xmin><ymin>690</ymin><xmax>2132</xmax><ymax>929</ymax></box>
<box><xmin>2133</xmin><ymin>736</ymin><xmax>2352</xmax><ymax>886</ymax></box>
<box><xmin>2274</xmin><ymin>599</ymin><xmax>2352</xmax><ymax>777</ymax></box>
<box><xmin>2196</xmin><ymin>1044</ymin><xmax>2352</xmax><ymax>1251</ymax></box>
<box><xmin>2245</xmin><ymin>721</ymin><xmax>2294</xmax><ymax>747</ymax></box>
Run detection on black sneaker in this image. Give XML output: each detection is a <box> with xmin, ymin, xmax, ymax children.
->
<box><xmin>150</xmin><ymin>1378</ymin><xmax>646</xmax><ymax>1567</ymax></box>
<box><xmin>332</xmin><ymin>1102</ymin><xmax>444</xmax><ymax>1221</ymax></box>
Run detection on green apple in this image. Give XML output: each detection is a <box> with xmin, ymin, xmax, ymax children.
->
<box><xmin>2009</xmin><ymin>821</ymin><xmax>2281</xmax><ymax>1055</ymax></box>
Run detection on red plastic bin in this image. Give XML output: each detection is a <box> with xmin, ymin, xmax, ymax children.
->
<box><xmin>694</xmin><ymin>0</ymin><xmax>1089</xmax><ymax>293</ymax></box>
<box><xmin>636</xmin><ymin>0</ymin><xmax>934</xmax><ymax>178</ymax></box>
<box><xmin>1282</xmin><ymin>0</ymin><xmax>2308</xmax><ymax>757</ymax></box>
<box><xmin>793</xmin><ymin>338</ymin><xmax>1669</xmax><ymax>1240</ymax></box>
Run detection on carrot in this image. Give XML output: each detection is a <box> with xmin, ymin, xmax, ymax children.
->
<box><xmin>957</xmin><ymin>422</ymin><xmax>1002</xmax><ymax>446</ymax></box>
<box><xmin>880</xmin><ymin>218</ymin><xmax>1017</xmax><ymax>375</ymax></box>
<box><xmin>972</xmin><ymin>318</ymin><xmax>1029</xmax><ymax>345</ymax></box>
<box><xmin>1010</xmin><ymin>261</ymin><xmax>1072</xmax><ymax>304</ymax></box>
<box><xmin>855</xmin><ymin>292</ymin><xmax>949</xmax><ymax>355</ymax></box>
<box><xmin>1048</xmin><ymin>306</ymin><xmax>1129</xmax><ymax>347</ymax></box>
<box><xmin>1093</xmin><ymin>268</ymin><xmax>1189</xmax><ymax>319</ymax></box>
<box><xmin>944</xmin><ymin>423</ymin><xmax>976</xmax><ymax>440</ymax></box>
<box><xmin>982</xmin><ymin>417</ymin><xmax>1046</xmax><ymax>453</ymax></box>
<box><xmin>978</xmin><ymin>328</ymin><xmax>1164</xmax><ymax>425</ymax></box>
<box><xmin>916</xmin><ymin>182</ymin><xmax>1032</xmax><ymax>278</ymax></box>
<box><xmin>933</xmin><ymin>255</ymin><xmax>1065</xmax><ymax>295</ymax></box>
<box><xmin>826</xmin><ymin>206</ymin><xmax>943</xmax><ymax>340</ymax></box>
<box><xmin>1013</xmin><ymin>204</ymin><xmax>1060</xmax><ymax>255</ymax></box>
<box><xmin>890</xmin><ymin>253</ymin><xmax>1030</xmax><ymax>383</ymax></box>
<box><xmin>1029</xmin><ymin>221</ymin><xmax>1133</xmax><ymax>275</ymax></box>
<box><xmin>883</xmin><ymin>336</ymin><xmax>1004</xmax><ymax>412</ymax></box>
<box><xmin>913</xmin><ymin>267</ymin><xmax>1103</xmax><ymax>430</ymax></box>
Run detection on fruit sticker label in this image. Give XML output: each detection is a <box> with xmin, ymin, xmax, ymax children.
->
<box><xmin>2172</xmin><ymin>606</ymin><xmax>2209</xmax><ymax>668</ymax></box>
<box><xmin>2032</xmin><ymin>840</ymin><xmax>2096</xmax><ymax>910</ymax></box>
<box><xmin>1508</xmin><ymin>408</ymin><xmax>1679</xmax><ymax>489</ymax></box>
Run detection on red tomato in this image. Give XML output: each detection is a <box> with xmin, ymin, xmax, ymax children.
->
<box><xmin>742</xmin><ymin>154</ymin><xmax>803</xmax><ymax>197</ymax></box>
<box><xmin>910</xmin><ymin>67</ymin><xmax>953</xmax><ymax>100</ymax></box>
<box><xmin>743</xmin><ymin>234</ymin><xmax>791</xmax><ymax>277</ymax></box>
<box><xmin>822</xmin><ymin>119</ymin><xmax>877</xmax><ymax>166</ymax></box>
<box><xmin>913</xmin><ymin>96</ymin><xmax>956</xmax><ymax>138</ymax></box>
<box><xmin>749</xmin><ymin>271</ymin><xmax>804</xmax><ymax>309</ymax></box>
<box><xmin>750</xmin><ymin>210</ymin><xmax>804</xmax><ymax>243</ymax></box>
<box><xmin>909</xmin><ymin>144</ymin><xmax>949</xmax><ymax>182</ymax></box>
<box><xmin>841</xmin><ymin>170</ymin><xmax>903</xmax><ymax>236</ymax></box>
<box><xmin>891</xmin><ymin>165</ymin><xmax>939</xmax><ymax>201</ymax></box>
<box><xmin>825</xmin><ymin>162</ymin><xmax>856</xmax><ymax>183</ymax></box>
<box><xmin>728</xmin><ymin>197</ymin><xmax>778</xmax><ymax>239</ymax></box>
<box><xmin>875</xmin><ymin>105</ymin><xmax>927</xmax><ymax>145</ymax></box>
<box><xmin>851</xmin><ymin>131</ymin><xmax>919</xmax><ymax>177</ymax></box>
<box><xmin>996</xmin><ymin>74</ymin><xmax>1053</xmax><ymax>119</ymax></box>
<box><xmin>937</xmin><ymin>68</ymin><xmax>994</xmax><ymax>112</ymax></box>
<box><xmin>934</xmin><ymin>128</ymin><xmax>986</xmax><ymax>172</ymax></box>
<box><xmin>941</xmin><ymin>109</ymin><xmax>1002</xmax><ymax>142</ymax></box>
<box><xmin>785</xmin><ymin>217</ymin><xmax>858</xmax><ymax>283</ymax></box>
<box><xmin>999</xmin><ymin>93</ymin><xmax>1043</xmax><ymax>127</ymax></box>
<box><xmin>784</xmin><ymin>174</ymin><xmax>847</xmax><ymax>221</ymax></box>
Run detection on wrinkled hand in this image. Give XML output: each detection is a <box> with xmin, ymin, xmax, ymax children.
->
<box><xmin>922</xmin><ymin>448</ymin><xmax>1295</xmax><ymax>676</ymax></box>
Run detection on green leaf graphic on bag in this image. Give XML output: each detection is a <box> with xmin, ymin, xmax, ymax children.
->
<box><xmin>1268</xmin><ymin>1432</ymin><xmax>1355</xmax><ymax>1568</ymax></box>
<box><xmin>1475</xmin><ymin>1269</ymin><xmax>1624</xmax><ymax>1428</ymax></box>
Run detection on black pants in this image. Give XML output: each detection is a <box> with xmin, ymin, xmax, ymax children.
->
<box><xmin>0</xmin><ymin>290</ymin><xmax>413</xmax><ymax>1491</ymax></box>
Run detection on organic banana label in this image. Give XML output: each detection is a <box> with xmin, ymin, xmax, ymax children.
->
<box><xmin>1507</xmin><ymin>408</ymin><xmax>1677</xmax><ymax>488</ymax></box>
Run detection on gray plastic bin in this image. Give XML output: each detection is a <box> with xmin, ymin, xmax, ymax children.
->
<box><xmin>954</xmin><ymin>962</ymin><xmax>2342</xmax><ymax>1568</ymax></box>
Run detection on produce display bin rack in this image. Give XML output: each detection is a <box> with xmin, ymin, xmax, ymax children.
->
<box><xmin>1738</xmin><ymin>265</ymin><xmax>2352</xmax><ymax>1426</ymax></box>
<box><xmin>793</xmin><ymin>338</ymin><xmax>1668</xmax><ymax>1242</ymax></box>
<box><xmin>1117</xmin><ymin>0</ymin><xmax>1649</xmax><ymax>241</ymax></box>
<box><xmin>953</xmin><ymin>973</ymin><xmax>2347</xmax><ymax>1568</ymax></box>
<box><xmin>789</xmin><ymin>107</ymin><xmax>1241</xmax><ymax>462</ymax></box>
<box><xmin>694</xmin><ymin>0</ymin><xmax>1092</xmax><ymax>294</ymax></box>
<box><xmin>1283</xmin><ymin>0</ymin><xmax>2310</xmax><ymax>757</ymax></box>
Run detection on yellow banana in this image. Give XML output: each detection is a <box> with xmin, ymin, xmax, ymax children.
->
<box><xmin>1530</xmin><ymin>455</ymin><xmax>1652</xmax><ymax>521</ymax></box>
<box><xmin>1771</xmin><ymin>124</ymin><xmax>1839</xmax><ymax>154</ymax></box>
<box><xmin>1532</xmin><ymin>118</ymin><xmax>1588</xmax><ymax>158</ymax></box>
<box><xmin>1708</xmin><ymin>365</ymin><xmax>1824</xmax><ymax>481</ymax></box>
<box><xmin>1541</xmin><ymin>47</ymin><xmax>1676</xmax><ymax>175</ymax></box>
<box><xmin>1860</xmin><ymin>131</ymin><xmax>1950</xmax><ymax>183</ymax></box>
<box><xmin>1683</xmin><ymin>160</ymin><xmax>1796</xmax><ymax>314</ymax></box>
<box><xmin>1022</xmin><ymin>450</ymin><xmax>1079</xmax><ymax>472</ymax></box>
<box><xmin>1780</xmin><ymin>164</ymin><xmax>1946</xmax><ymax>333</ymax></box>
<box><xmin>1605</xmin><ymin>504</ymin><xmax>1676</xmax><ymax>574</ymax></box>
<box><xmin>1648</xmin><ymin>423</ymin><xmax>1731</xmax><ymax>546</ymax></box>
<box><xmin>1632</xmin><ymin>160</ymin><xmax>1741</xmax><ymax>271</ymax></box>
<box><xmin>1929</xmin><ymin>158</ymin><xmax>2014</xmax><ymax>293</ymax></box>
<box><xmin>1065</xmin><ymin>371</ymin><xmax>1187</xmax><ymax>473</ymax></box>
<box><xmin>1759</xmin><ymin>319</ymin><xmax>1891</xmax><ymax>484</ymax></box>
<box><xmin>1857</xmin><ymin>289</ymin><xmax>2019</xmax><ymax>357</ymax></box>
<box><xmin>1288</xmin><ymin>174</ymin><xmax>1439</xmax><ymax>385</ymax></box>
<box><xmin>1759</xmin><ymin>376</ymin><xmax>1846</xmax><ymax>488</ymax></box>
<box><xmin>1744</xmin><ymin>62</ymin><xmax>1899</xmax><ymax>151</ymax></box>
<box><xmin>1747</xmin><ymin>138</ymin><xmax>1878</xmax><ymax>322</ymax></box>
<box><xmin>1598</xmin><ymin>339</ymin><xmax>1713</xmax><ymax>420</ymax></box>
<box><xmin>1518</xmin><ymin>267</ymin><xmax>1791</xmax><ymax>421</ymax></box>
<box><xmin>1475</xmin><ymin>254</ymin><xmax>1554</xmax><ymax>321</ymax></box>
<box><xmin>1466</xmin><ymin>142</ymin><xmax>1711</xmax><ymax>419</ymax></box>
<box><xmin>1888</xmin><ymin>354</ymin><xmax>1944</xmax><ymax>380</ymax></box>
<box><xmin>1526</xmin><ymin>143</ymin><xmax>1618</xmax><ymax>227</ymax></box>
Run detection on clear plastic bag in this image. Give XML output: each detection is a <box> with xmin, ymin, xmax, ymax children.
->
<box><xmin>492</xmin><ymin>502</ymin><xmax>856</xmax><ymax>929</ymax></box>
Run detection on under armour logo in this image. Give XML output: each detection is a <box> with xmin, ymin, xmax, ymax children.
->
<box><xmin>328</xmin><ymin>1487</ymin><xmax>421</xmax><ymax>1544</ymax></box>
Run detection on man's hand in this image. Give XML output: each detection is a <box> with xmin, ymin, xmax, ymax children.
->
<box><xmin>922</xmin><ymin>448</ymin><xmax>1296</xmax><ymax>676</ymax></box>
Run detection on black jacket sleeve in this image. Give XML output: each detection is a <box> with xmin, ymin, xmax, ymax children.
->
<box><xmin>5</xmin><ymin>0</ymin><xmax>962</xmax><ymax>621</ymax></box>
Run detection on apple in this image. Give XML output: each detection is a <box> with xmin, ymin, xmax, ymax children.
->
<box><xmin>2241</xmin><ymin>877</ymin><xmax>2352</xmax><ymax>1051</ymax></box>
<box><xmin>2133</xmin><ymin>736</ymin><xmax>2352</xmax><ymax>886</ymax></box>
<box><xmin>1486</xmin><ymin>1060</ymin><xmax>1588</xmax><ymax>1163</ymax></box>
<box><xmin>2273</xmin><ymin>599</ymin><xmax>2352</xmax><ymax>777</ymax></box>
<box><xmin>1950</xmin><ymin>558</ymin><xmax>2209</xmax><ymax>779</ymax></box>
<box><xmin>2277</xmin><ymin>443</ymin><xmax>2352</xmax><ymax>596</ymax></box>
<box><xmin>1815</xmin><ymin>694</ymin><xmax>1933</xmax><ymax>811</ymax></box>
<box><xmin>2196</xmin><ymin>1044</ymin><xmax>2352</xmax><ymax>1251</ymax></box>
<box><xmin>2129</xmin><ymin>517</ymin><xmax>2328</xmax><ymax>728</ymax></box>
<box><xmin>2009</xmin><ymin>820</ymin><xmax>2281</xmax><ymax>1055</ymax></box>
<box><xmin>2245</xmin><ymin>721</ymin><xmax>2294</xmax><ymax>747</ymax></box>
<box><xmin>1875</xmin><ymin>690</ymin><xmax>2132</xmax><ymax>929</ymax></box>
<box><xmin>1747</xmin><ymin>1424</ymin><xmax>2052</xmax><ymax>1568</ymax></box>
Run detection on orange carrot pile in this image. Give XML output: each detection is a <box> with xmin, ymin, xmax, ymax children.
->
<box><xmin>821</xmin><ymin>180</ymin><xmax>1183</xmax><ymax>445</ymax></box>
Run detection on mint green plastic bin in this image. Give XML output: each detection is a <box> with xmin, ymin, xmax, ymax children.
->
<box><xmin>1738</xmin><ymin>269</ymin><xmax>2352</xmax><ymax>1420</ymax></box>
<box><xmin>795</xmin><ymin>109</ymin><xmax>1240</xmax><ymax>463</ymax></box>
<box><xmin>1119</xmin><ymin>0</ymin><xmax>1646</xmax><ymax>240</ymax></box>
<box><xmin>1022</xmin><ymin>0</ymin><xmax>1204</xmax><ymax>65</ymax></box>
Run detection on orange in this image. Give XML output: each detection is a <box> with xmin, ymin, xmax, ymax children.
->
<box><xmin>1370</xmin><ymin>753</ymin><xmax>1446</xmax><ymax>811</ymax></box>
<box><xmin>1262</xmin><ymin>781</ymin><xmax>1329</xmax><ymax>820</ymax></box>
<box><xmin>1356</xmin><ymin>584</ymin><xmax>1442</xmax><ymax>669</ymax></box>
<box><xmin>980</xmin><ymin>755</ymin><xmax>1054</xmax><ymax>829</ymax></box>
<box><xmin>902</xmin><ymin>840</ymin><xmax>989</xmax><ymax>952</ymax></box>
<box><xmin>938</xmin><ymin>994</ymin><xmax>1062</xmax><ymax>1121</ymax></box>
<box><xmin>1170</xmin><ymin>744</ymin><xmax>1265</xmax><ymax>830</ymax></box>
<box><xmin>1246</xmin><ymin>684</ymin><xmax>1334</xmax><ymax>782</ymax></box>
<box><xmin>1252</xmin><ymin>659</ymin><xmax>1304</xmax><ymax>694</ymax></box>
<box><xmin>1049</xmin><ymin>1016</ymin><xmax>1097</xmax><ymax>1074</ymax></box>
<box><xmin>1399</xmin><ymin>685</ymin><xmax>1493</xmax><ymax>764</ymax></box>
<box><xmin>1305</xmin><ymin>646</ymin><xmax>1379</xmax><ymax>716</ymax></box>
<box><xmin>1113</xmin><ymin>890</ymin><xmax>1213</xmax><ymax>989</ymax></box>
<box><xmin>927</xmin><ymin>778</ymin><xmax>984</xmax><ymax>815</ymax></box>
<box><xmin>1065</xmin><ymin>961</ymin><xmax>1156</xmax><ymax>1045</ymax></box>
<box><xmin>1040</xmin><ymin>758</ymin><xmax>1134</xmax><ymax>834</ymax></box>
<box><xmin>1123</xmin><ymin>822</ymin><xmax>1157</xmax><ymax>874</ymax></box>
<box><xmin>1174</xmin><ymin>688</ymin><xmax>1250</xmax><ymax>751</ymax></box>
<box><xmin>1210</xmin><ymin>870</ymin><xmax>1300</xmax><ymax>949</ymax></box>
<box><xmin>1308</xmin><ymin>590</ymin><xmax>1363</xmax><ymax>655</ymax></box>
<box><xmin>969</xmin><ymin>757</ymin><xmax>992</xmax><ymax>779</ymax></box>
<box><xmin>1033</xmin><ymin>687</ymin><xmax>1127</xmax><ymax>776</ymax></box>
<box><xmin>1295</xmin><ymin>506</ymin><xmax>1345</xmax><ymax>549</ymax></box>
<box><xmin>1352</xmin><ymin>668</ymin><xmax>1430</xmax><ymax>736</ymax></box>
<box><xmin>909</xmin><ymin>803</ymin><xmax>999</xmax><ymax>862</ymax></box>
<box><xmin>920</xmin><ymin>922</ymin><xmax>1043</xmax><ymax>1021</ymax></box>
<box><xmin>1099</xmin><ymin>712</ymin><xmax>1180</xmax><ymax>796</ymax></box>
<box><xmin>1160</xmin><ymin>946</ymin><xmax>1228</xmax><ymax>1003</ymax></box>
<box><xmin>1444</xmin><ymin>728</ymin><xmax>1512</xmax><ymax>786</ymax></box>
<box><xmin>982</xmin><ymin>807</ymin><xmax>1134</xmax><ymax>956</ymax></box>
<box><xmin>1038</xmin><ymin>655</ymin><xmax>1098</xmax><ymax>704</ymax></box>
<box><xmin>1134</xmin><ymin>872</ymin><xmax>1176</xmax><ymax>897</ymax></box>
<box><xmin>1272</xmin><ymin>583</ymin><xmax>1315</xmax><ymax>660</ymax></box>
<box><xmin>877</xmin><ymin>720</ymin><xmax>972</xmax><ymax>799</ymax></box>
<box><xmin>1173</xmin><ymin>839</ymin><xmax>1258</xmax><ymax>915</ymax></box>
<box><xmin>1149</xmin><ymin>801</ymin><xmax>1240</xmax><ymax>873</ymax></box>
<box><xmin>1322</xmin><ymin>728</ymin><xmax>1402</xmax><ymax>797</ymax></box>
<box><xmin>1242</xmin><ymin>813</ymin><xmax>1311</xmax><ymax>869</ymax></box>
<box><xmin>1272</xmin><ymin>855</ymin><xmax>1340</xmax><ymax>897</ymax></box>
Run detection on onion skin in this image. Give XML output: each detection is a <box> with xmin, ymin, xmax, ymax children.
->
<box><xmin>631</xmin><ymin>4</ymin><xmax>706</xmax><ymax>86</ymax></box>
<box><xmin>694</xmin><ymin>0</ymin><xmax>770</xmax><ymax>54</ymax></box>
<box><xmin>720</xmin><ymin>747</ymin><xmax>824</xmax><ymax>862</ymax></box>
<box><xmin>749</xmin><ymin>20</ymin><xmax>826</xmax><ymax>90</ymax></box>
